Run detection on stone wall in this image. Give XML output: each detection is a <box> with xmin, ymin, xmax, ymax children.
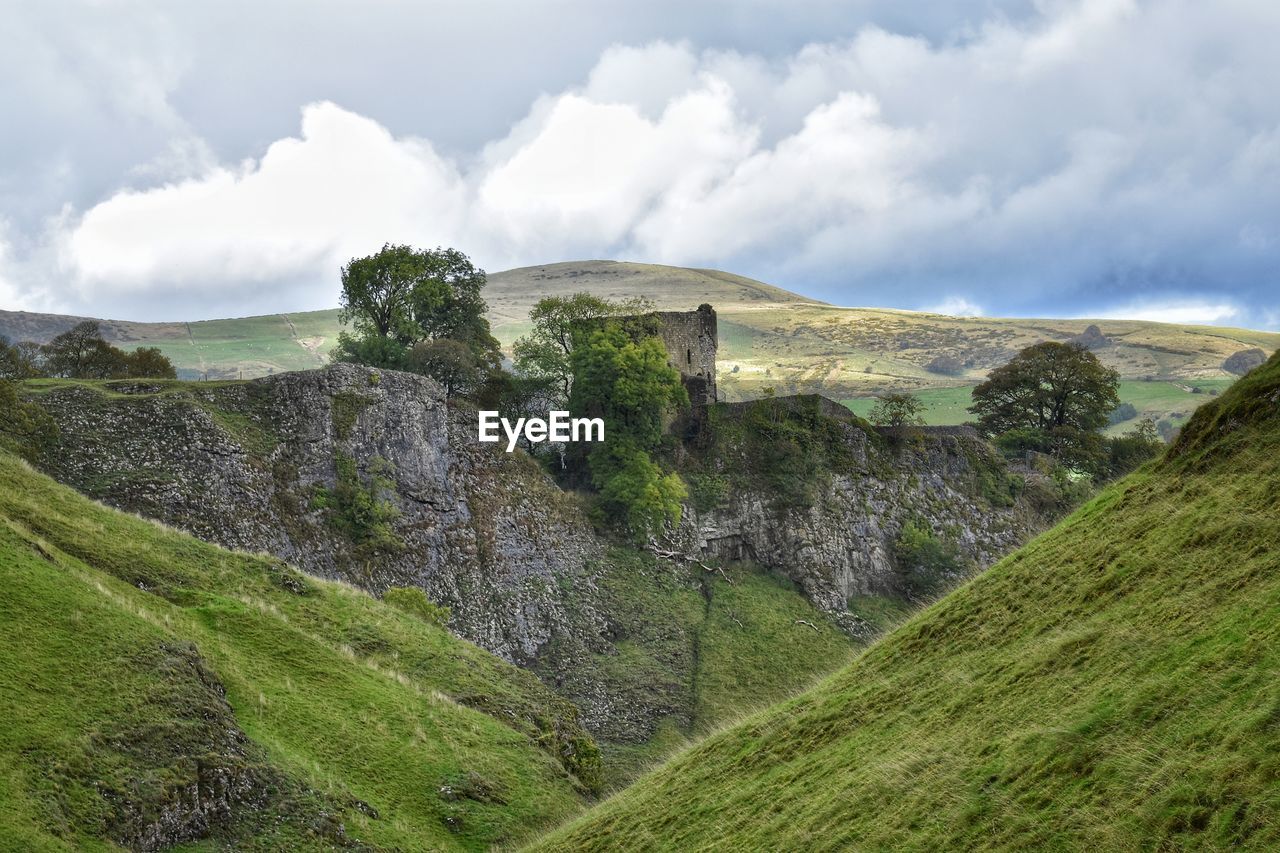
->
<box><xmin>650</xmin><ymin>303</ymin><xmax>718</xmax><ymax>405</ymax></box>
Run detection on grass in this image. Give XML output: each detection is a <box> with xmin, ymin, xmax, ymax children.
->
<box><xmin>531</xmin><ymin>352</ymin><xmax>1280</xmax><ymax>851</ymax></box>
<box><xmin>842</xmin><ymin>378</ymin><xmax>1238</xmax><ymax>435</ymax></box>
<box><xmin>0</xmin><ymin>451</ymin><xmax>595</xmax><ymax>851</ymax></box>
<box><xmin>4</xmin><ymin>262</ymin><xmax>1274</xmax><ymax>391</ymax></box>
<box><xmin>543</xmin><ymin>549</ymin><xmax>863</xmax><ymax>792</ymax></box>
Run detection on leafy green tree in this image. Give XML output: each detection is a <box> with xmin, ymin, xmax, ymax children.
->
<box><xmin>514</xmin><ymin>293</ymin><xmax>652</xmax><ymax>404</ymax></box>
<box><xmin>41</xmin><ymin>321</ymin><xmax>174</xmax><ymax>379</ymax></box>
<box><xmin>568</xmin><ymin>322</ymin><xmax>689</xmax><ymax>538</ymax></box>
<box><xmin>869</xmin><ymin>393</ymin><xmax>925</xmax><ymax>431</ymax></box>
<box><xmin>1103</xmin><ymin>418</ymin><xmax>1163</xmax><ymax>479</ymax></box>
<box><xmin>970</xmin><ymin>342</ymin><xmax>1119</xmax><ymax>469</ymax></box>
<box><xmin>42</xmin><ymin>321</ymin><xmax>111</xmax><ymax>378</ymax></box>
<box><xmin>407</xmin><ymin>339</ymin><xmax>482</xmax><ymax>398</ymax></box>
<box><xmin>569</xmin><ymin>324</ymin><xmax>688</xmax><ymax>451</ymax></box>
<box><xmin>124</xmin><ymin>347</ymin><xmax>177</xmax><ymax>379</ymax></box>
<box><xmin>332</xmin><ymin>244</ymin><xmax>501</xmax><ymax>385</ymax></box>
<box><xmin>0</xmin><ymin>338</ymin><xmax>45</xmax><ymax>380</ymax></box>
<box><xmin>337</xmin><ymin>244</ymin><xmax>428</xmax><ymax>345</ymax></box>
<box><xmin>589</xmin><ymin>438</ymin><xmax>688</xmax><ymax>536</ymax></box>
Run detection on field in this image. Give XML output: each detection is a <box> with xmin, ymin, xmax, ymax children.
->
<box><xmin>843</xmin><ymin>378</ymin><xmax>1236</xmax><ymax>434</ymax></box>
<box><xmin>3</xmin><ymin>260</ymin><xmax>1275</xmax><ymax>431</ymax></box>
<box><xmin>531</xmin><ymin>357</ymin><xmax>1280</xmax><ymax>851</ymax></box>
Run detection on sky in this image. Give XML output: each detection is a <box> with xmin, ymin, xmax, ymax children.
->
<box><xmin>1</xmin><ymin>0</ymin><xmax>1278</xmax><ymax>327</ymax></box>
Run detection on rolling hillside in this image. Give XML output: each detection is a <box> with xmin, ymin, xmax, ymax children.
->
<box><xmin>531</xmin><ymin>352</ymin><xmax>1280</xmax><ymax>851</ymax></box>
<box><xmin>0</xmin><ymin>450</ymin><xmax>599</xmax><ymax>850</ymax></box>
<box><xmin>3</xmin><ymin>260</ymin><xmax>1276</xmax><ymax>431</ymax></box>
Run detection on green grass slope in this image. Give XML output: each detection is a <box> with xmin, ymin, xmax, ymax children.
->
<box><xmin>533</xmin><ymin>352</ymin><xmax>1280</xmax><ymax>851</ymax></box>
<box><xmin>0</xmin><ymin>452</ymin><xmax>597</xmax><ymax>850</ymax></box>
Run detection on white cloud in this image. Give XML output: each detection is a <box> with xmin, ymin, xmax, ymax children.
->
<box><xmin>60</xmin><ymin>103</ymin><xmax>466</xmax><ymax>307</ymax></box>
<box><xmin>18</xmin><ymin>1</ymin><xmax>1280</xmax><ymax>325</ymax></box>
<box><xmin>927</xmin><ymin>297</ymin><xmax>985</xmax><ymax>317</ymax></box>
<box><xmin>1082</xmin><ymin>300</ymin><xmax>1245</xmax><ymax>326</ymax></box>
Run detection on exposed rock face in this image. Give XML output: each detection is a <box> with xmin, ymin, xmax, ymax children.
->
<box><xmin>670</xmin><ymin>411</ymin><xmax>1040</xmax><ymax>633</ymax></box>
<box><xmin>1068</xmin><ymin>324</ymin><xmax>1111</xmax><ymax>350</ymax></box>
<box><xmin>34</xmin><ymin>365</ymin><xmax>606</xmax><ymax>669</ymax></box>
<box><xmin>1223</xmin><ymin>347</ymin><xmax>1267</xmax><ymax>376</ymax></box>
<box><xmin>31</xmin><ymin>365</ymin><xmax>1043</xmax><ymax>735</ymax></box>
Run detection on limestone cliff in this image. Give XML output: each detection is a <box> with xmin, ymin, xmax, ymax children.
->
<box><xmin>28</xmin><ymin>366</ymin><xmax>1046</xmax><ymax>745</ymax></box>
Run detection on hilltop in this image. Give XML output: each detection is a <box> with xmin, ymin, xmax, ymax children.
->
<box><xmin>533</xmin><ymin>352</ymin><xmax>1280</xmax><ymax>850</ymax></box>
<box><xmin>3</xmin><ymin>260</ymin><xmax>1277</xmax><ymax>433</ymax></box>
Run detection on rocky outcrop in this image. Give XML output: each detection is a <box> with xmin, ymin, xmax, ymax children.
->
<box><xmin>668</xmin><ymin>400</ymin><xmax>1042</xmax><ymax>632</ymax></box>
<box><xmin>30</xmin><ymin>366</ymin><xmax>1045</xmax><ymax>737</ymax></box>
<box><xmin>1068</xmin><ymin>324</ymin><xmax>1111</xmax><ymax>350</ymax></box>
<box><xmin>34</xmin><ymin>365</ymin><xmax>607</xmax><ymax>669</ymax></box>
<box><xmin>1223</xmin><ymin>347</ymin><xmax>1267</xmax><ymax>376</ymax></box>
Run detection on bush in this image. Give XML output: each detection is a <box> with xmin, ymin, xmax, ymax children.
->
<box><xmin>0</xmin><ymin>380</ymin><xmax>58</xmax><ymax>461</ymax></box>
<box><xmin>315</xmin><ymin>454</ymin><xmax>403</xmax><ymax>559</ymax></box>
<box><xmin>589</xmin><ymin>439</ymin><xmax>687</xmax><ymax>540</ymax></box>
<box><xmin>1103</xmin><ymin>418</ymin><xmax>1163</xmax><ymax>479</ymax></box>
<box><xmin>894</xmin><ymin>519</ymin><xmax>965</xmax><ymax>599</ymax></box>
<box><xmin>687</xmin><ymin>472</ymin><xmax>729</xmax><ymax>513</ymax></box>
<box><xmin>1021</xmin><ymin>464</ymin><xmax>1094</xmax><ymax>518</ymax></box>
<box><xmin>1108</xmin><ymin>402</ymin><xmax>1138</xmax><ymax>425</ymax></box>
<box><xmin>925</xmin><ymin>355</ymin><xmax>965</xmax><ymax>376</ymax></box>
<box><xmin>383</xmin><ymin>587</ymin><xmax>451</xmax><ymax>628</ymax></box>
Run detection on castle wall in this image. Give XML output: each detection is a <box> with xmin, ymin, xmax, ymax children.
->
<box><xmin>650</xmin><ymin>304</ymin><xmax>718</xmax><ymax>405</ymax></box>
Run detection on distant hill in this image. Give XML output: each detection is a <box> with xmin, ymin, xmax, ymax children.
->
<box><xmin>532</xmin><ymin>351</ymin><xmax>1280</xmax><ymax>851</ymax></box>
<box><xmin>4</xmin><ymin>260</ymin><xmax>1277</xmax><ymax>432</ymax></box>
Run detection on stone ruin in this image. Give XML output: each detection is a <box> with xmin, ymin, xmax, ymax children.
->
<box><xmin>647</xmin><ymin>303</ymin><xmax>718</xmax><ymax>406</ymax></box>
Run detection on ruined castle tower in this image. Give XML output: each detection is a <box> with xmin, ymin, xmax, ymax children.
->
<box><xmin>650</xmin><ymin>303</ymin><xmax>718</xmax><ymax>406</ymax></box>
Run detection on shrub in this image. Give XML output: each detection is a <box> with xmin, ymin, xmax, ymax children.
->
<box><xmin>687</xmin><ymin>472</ymin><xmax>729</xmax><ymax>513</ymax></box>
<box><xmin>925</xmin><ymin>355</ymin><xmax>965</xmax><ymax>376</ymax></box>
<box><xmin>589</xmin><ymin>439</ymin><xmax>687</xmax><ymax>540</ymax></box>
<box><xmin>1107</xmin><ymin>402</ymin><xmax>1138</xmax><ymax>425</ymax></box>
<box><xmin>0</xmin><ymin>379</ymin><xmax>58</xmax><ymax>462</ymax></box>
<box><xmin>317</xmin><ymin>454</ymin><xmax>403</xmax><ymax>558</ymax></box>
<box><xmin>894</xmin><ymin>519</ymin><xmax>965</xmax><ymax>599</ymax></box>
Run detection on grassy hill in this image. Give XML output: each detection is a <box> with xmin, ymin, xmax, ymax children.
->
<box><xmin>0</xmin><ymin>450</ymin><xmax>601</xmax><ymax>850</ymax></box>
<box><xmin>4</xmin><ymin>260</ymin><xmax>1277</xmax><ymax>430</ymax></box>
<box><xmin>531</xmin><ymin>352</ymin><xmax>1280</xmax><ymax>851</ymax></box>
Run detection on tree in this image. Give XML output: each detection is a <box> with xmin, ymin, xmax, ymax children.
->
<box><xmin>869</xmin><ymin>393</ymin><xmax>925</xmax><ymax>431</ymax></box>
<box><xmin>407</xmin><ymin>339</ymin><xmax>482</xmax><ymax>398</ymax></box>
<box><xmin>333</xmin><ymin>244</ymin><xmax>502</xmax><ymax>387</ymax></box>
<box><xmin>40</xmin><ymin>321</ymin><xmax>174</xmax><ymax>379</ymax></box>
<box><xmin>569</xmin><ymin>324</ymin><xmax>688</xmax><ymax>452</ymax></box>
<box><xmin>970</xmin><ymin>342</ymin><xmax>1119</xmax><ymax>470</ymax></box>
<box><xmin>970</xmin><ymin>342</ymin><xmax>1119</xmax><ymax>435</ymax></box>
<box><xmin>1103</xmin><ymin>417</ymin><xmax>1163</xmax><ymax>479</ymax></box>
<box><xmin>42</xmin><ymin>321</ymin><xmax>108</xmax><ymax>378</ymax></box>
<box><xmin>0</xmin><ymin>338</ymin><xmax>45</xmax><ymax>380</ymax></box>
<box><xmin>514</xmin><ymin>293</ymin><xmax>652</xmax><ymax>404</ymax></box>
<box><xmin>124</xmin><ymin>347</ymin><xmax>177</xmax><ymax>380</ymax></box>
<box><xmin>567</xmin><ymin>322</ymin><xmax>689</xmax><ymax>539</ymax></box>
<box><xmin>337</xmin><ymin>244</ymin><xmax>428</xmax><ymax>344</ymax></box>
